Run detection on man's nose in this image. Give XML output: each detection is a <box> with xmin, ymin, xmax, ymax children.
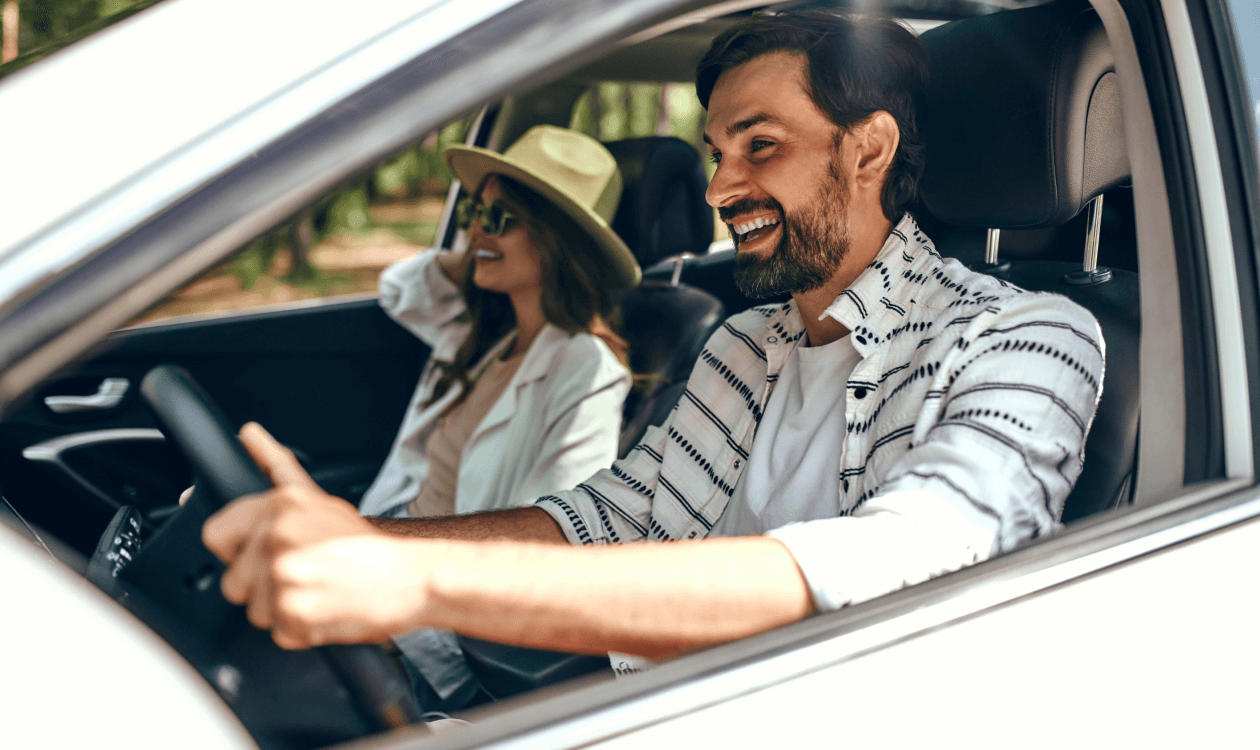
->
<box><xmin>705</xmin><ymin>159</ymin><xmax>748</xmax><ymax>209</ymax></box>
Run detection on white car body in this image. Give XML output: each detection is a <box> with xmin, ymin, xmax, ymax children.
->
<box><xmin>1</xmin><ymin>0</ymin><xmax>1256</xmax><ymax>747</ymax></box>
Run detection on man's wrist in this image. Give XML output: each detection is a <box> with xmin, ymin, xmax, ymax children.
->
<box><xmin>374</xmin><ymin>536</ymin><xmax>455</xmax><ymax>634</ymax></box>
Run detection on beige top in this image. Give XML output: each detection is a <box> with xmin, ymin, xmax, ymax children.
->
<box><xmin>408</xmin><ymin>351</ymin><xmax>525</xmax><ymax>517</ymax></box>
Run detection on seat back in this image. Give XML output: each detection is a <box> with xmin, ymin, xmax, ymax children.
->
<box><xmin>604</xmin><ymin>136</ymin><xmax>726</xmax><ymax>456</ymax></box>
<box><xmin>919</xmin><ymin>0</ymin><xmax>1138</xmax><ymax>522</ymax></box>
<box><xmin>617</xmin><ymin>281</ymin><xmax>724</xmax><ymax>456</ymax></box>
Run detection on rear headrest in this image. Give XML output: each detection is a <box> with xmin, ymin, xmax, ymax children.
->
<box><xmin>604</xmin><ymin>136</ymin><xmax>712</xmax><ymax>267</ymax></box>
<box><xmin>918</xmin><ymin>0</ymin><xmax>1129</xmax><ymax>228</ymax></box>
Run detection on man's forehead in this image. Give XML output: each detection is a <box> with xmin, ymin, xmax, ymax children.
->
<box><xmin>703</xmin><ymin>52</ymin><xmax>817</xmax><ymax>141</ymax></box>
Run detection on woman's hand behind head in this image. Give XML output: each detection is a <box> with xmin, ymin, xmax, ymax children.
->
<box><xmin>437</xmin><ymin>248</ymin><xmax>475</xmax><ymax>285</ymax></box>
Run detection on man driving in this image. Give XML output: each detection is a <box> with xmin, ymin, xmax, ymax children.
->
<box><xmin>205</xmin><ymin>9</ymin><xmax>1103</xmax><ymax>679</ymax></box>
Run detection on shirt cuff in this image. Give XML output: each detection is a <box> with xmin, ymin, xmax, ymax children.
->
<box><xmin>534</xmin><ymin>494</ymin><xmax>605</xmax><ymax>546</ymax></box>
<box><xmin>767</xmin><ymin>489</ymin><xmax>995</xmax><ymax>612</ymax></box>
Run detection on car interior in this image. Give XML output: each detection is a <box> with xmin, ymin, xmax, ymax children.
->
<box><xmin>0</xmin><ymin>0</ymin><xmax>1222</xmax><ymax>745</ymax></box>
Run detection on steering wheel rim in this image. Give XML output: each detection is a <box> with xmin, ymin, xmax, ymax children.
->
<box><xmin>139</xmin><ymin>365</ymin><xmax>272</xmax><ymax>511</ymax></box>
<box><xmin>127</xmin><ymin>364</ymin><xmax>424</xmax><ymax>734</ymax></box>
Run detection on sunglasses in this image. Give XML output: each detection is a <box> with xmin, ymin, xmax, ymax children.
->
<box><xmin>455</xmin><ymin>197</ymin><xmax>519</xmax><ymax>237</ymax></box>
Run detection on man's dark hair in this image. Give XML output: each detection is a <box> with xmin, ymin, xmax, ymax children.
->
<box><xmin>696</xmin><ymin>11</ymin><xmax>928</xmax><ymax>221</ymax></box>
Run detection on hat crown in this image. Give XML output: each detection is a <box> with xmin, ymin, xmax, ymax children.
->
<box><xmin>502</xmin><ymin>126</ymin><xmax>622</xmax><ymax>222</ymax></box>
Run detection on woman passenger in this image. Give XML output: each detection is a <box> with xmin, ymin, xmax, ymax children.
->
<box><xmin>357</xmin><ymin>125</ymin><xmax>640</xmax><ymax>521</ymax></box>
<box><xmin>356</xmin><ymin>126</ymin><xmax>638</xmax><ymax>712</ymax></box>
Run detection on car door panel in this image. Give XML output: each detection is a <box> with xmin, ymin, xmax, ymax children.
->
<box><xmin>0</xmin><ymin>297</ymin><xmax>427</xmax><ymax>556</ymax></box>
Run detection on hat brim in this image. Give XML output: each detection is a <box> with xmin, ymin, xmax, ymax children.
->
<box><xmin>444</xmin><ymin>145</ymin><xmax>641</xmax><ymax>289</ymax></box>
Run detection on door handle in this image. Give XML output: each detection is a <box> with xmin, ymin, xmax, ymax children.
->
<box><xmin>44</xmin><ymin>378</ymin><xmax>131</xmax><ymax>414</ymax></box>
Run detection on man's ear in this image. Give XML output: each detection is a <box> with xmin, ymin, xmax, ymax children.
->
<box><xmin>851</xmin><ymin>111</ymin><xmax>900</xmax><ymax>191</ymax></box>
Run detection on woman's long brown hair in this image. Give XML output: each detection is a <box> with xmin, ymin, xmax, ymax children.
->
<box><xmin>426</xmin><ymin>174</ymin><xmax>629</xmax><ymax>411</ymax></box>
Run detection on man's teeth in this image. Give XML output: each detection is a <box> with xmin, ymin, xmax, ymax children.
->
<box><xmin>734</xmin><ymin>217</ymin><xmax>781</xmax><ymax>237</ymax></box>
<box><xmin>475</xmin><ymin>249</ymin><xmax>503</xmax><ymax>260</ymax></box>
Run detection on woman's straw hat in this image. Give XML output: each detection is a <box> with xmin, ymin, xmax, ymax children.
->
<box><xmin>444</xmin><ymin>126</ymin><xmax>640</xmax><ymax>288</ymax></box>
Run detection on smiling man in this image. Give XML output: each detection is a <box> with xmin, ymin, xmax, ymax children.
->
<box><xmin>205</xmin><ymin>10</ymin><xmax>1104</xmax><ymax>693</ymax></box>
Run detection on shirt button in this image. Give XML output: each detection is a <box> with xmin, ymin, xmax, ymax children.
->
<box><xmin>767</xmin><ymin>335</ymin><xmax>778</xmax><ymax>343</ymax></box>
<box><xmin>853</xmin><ymin>387</ymin><xmax>868</xmax><ymax>399</ymax></box>
<box><xmin>734</xmin><ymin>459</ymin><xmax>741</xmax><ymax>470</ymax></box>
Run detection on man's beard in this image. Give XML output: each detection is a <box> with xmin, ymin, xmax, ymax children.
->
<box><xmin>727</xmin><ymin>159</ymin><xmax>851</xmax><ymax>300</ymax></box>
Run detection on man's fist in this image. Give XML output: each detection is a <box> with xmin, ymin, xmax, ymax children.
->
<box><xmin>202</xmin><ymin>423</ymin><xmax>427</xmax><ymax>648</ymax></box>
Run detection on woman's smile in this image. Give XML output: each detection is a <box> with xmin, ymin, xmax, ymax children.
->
<box><xmin>468</xmin><ymin>178</ymin><xmax>543</xmax><ymax>297</ymax></box>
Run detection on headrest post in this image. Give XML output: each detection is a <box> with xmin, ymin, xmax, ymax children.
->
<box><xmin>970</xmin><ymin>228</ymin><xmax>1010</xmax><ymax>275</ymax></box>
<box><xmin>985</xmin><ymin>228</ymin><xmax>1001</xmax><ymax>265</ymax></box>
<box><xmin>1082</xmin><ymin>194</ymin><xmax>1104</xmax><ymax>273</ymax></box>
<box><xmin>668</xmin><ymin>253</ymin><xmax>695</xmax><ymax>287</ymax></box>
<box><xmin>1065</xmin><ymin>194</ymin><xmax>1113</xmax><ymax>285</ymax></box>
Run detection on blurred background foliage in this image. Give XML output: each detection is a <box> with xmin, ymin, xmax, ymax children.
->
<box><xmin>0</xmin><ymin>0</ymin><xmax>160</xmax><ymax>72</ymax></box>
<box><xmin>227</xmin><ymin>115</ymin><xmax>478</xmax><ymax>294</ymax></box>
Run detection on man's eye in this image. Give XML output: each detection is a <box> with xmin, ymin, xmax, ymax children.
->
<box><xmin>750</xmin><ymin>139</ymin><xmax>773</xmax><ymax>152</ymax></box>
<box><xmin>708</xmin><ymin>151</ymin><xmax>722</xmax><ymax>164</ymax></box>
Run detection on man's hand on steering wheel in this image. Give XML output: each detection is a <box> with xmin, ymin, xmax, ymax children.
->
<box><xmin>204</xmin><ymin>422</ymin><xmax>428</xmax><ymax>650</ymax></box>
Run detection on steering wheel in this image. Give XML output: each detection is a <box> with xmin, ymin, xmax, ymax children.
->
<box><xmin>92</xmin><ymin>364</ymin><xmax>424</xmax><ymax>744</ymax></box>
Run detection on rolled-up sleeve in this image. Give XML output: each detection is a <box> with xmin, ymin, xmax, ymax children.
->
<box><xmin>774</xmin><ymin>293</ymin><xmax>1104</xmax><ymax>612</ymax></box>
<box><xmin>379</xmin><ymin>248</ymin><xmax>470</xmax><ymax>358</ymax></box>
<box><xmin>768</xmin><ymin>489</ymin><xmax>994</xmax><ymax>611</ymax></box>
<box><xmin>535</xmin><ymin>418</ymin><xmax>672</xmax><ymax>546</ymax></box>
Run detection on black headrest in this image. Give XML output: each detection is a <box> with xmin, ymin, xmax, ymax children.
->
<box><xmin>919</xmin><ymin>0</ymin><xmax>1130</xmax><ymax>228</ymax></box>
<box><xmin>604</xmin><ymin>136</ymin><xmax>712</xmax><ymax>268</ymax></box>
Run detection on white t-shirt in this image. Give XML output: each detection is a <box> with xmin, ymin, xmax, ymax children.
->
<box><xmin>710</xmin><ymin>334</ymin><xmax>862</xmax><ymax>537</ymax></box>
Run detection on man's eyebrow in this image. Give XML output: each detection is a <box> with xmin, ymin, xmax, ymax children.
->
<box><xmin>703</xmin><ymin>113</ymin><xmax>786</xmax><ymax>146</ymax></box>
<box><xmin>727</xmin><ymin>113</ymin><xmax>782</xmax><ymax>138</ymax></box>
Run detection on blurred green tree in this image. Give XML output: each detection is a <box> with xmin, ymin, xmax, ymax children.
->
<box><xmin>226</xmin><ymin>111</ymin><xmax>477</xmax><ymax>291</ymax></box>
<box><xmin>0</xmin><ymin>0</ymin><xmax>155</xmax><ymax>73</ymax></box>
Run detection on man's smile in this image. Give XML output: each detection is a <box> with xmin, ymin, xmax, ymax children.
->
<box><xmin>729</xmin><ymin>214</ymin><xmax>782</xmax><ymax>249</ymax></box>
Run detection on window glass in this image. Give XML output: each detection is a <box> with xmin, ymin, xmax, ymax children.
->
<box><xmin>1225</xmin><ymin>0</ymin><xmax>1259</xmax><ymax>139</ymax></box>
<box><xmin>568</xmin><ymin>81</ymin><xmax>727</xmax><ymax>244</ymax></box>
<box><xmin>129</xmin><ymin>112</ymin><xmax>477</xmax><ymax>325</ymax></box>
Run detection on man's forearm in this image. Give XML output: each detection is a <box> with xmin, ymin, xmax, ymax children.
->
<box><xmin>367</xmin><ymin>505</ymin><xmax>568</xmax><ymax>544</ymax></box>
<box><xmin>401</xmin><ymin>535</ymin><xmax>814</xmax><ymax>659</ymax></box>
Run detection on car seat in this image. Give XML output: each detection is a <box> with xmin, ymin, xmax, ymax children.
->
<box><xmin>604</xmin><ymin>136</ymin><xmax>727</xmax><ymax>457</ymax></box>
<box><xmin>918</xmin><ymin>0</ymin><xmax>1139</xmax><ymax>523</ymax></box>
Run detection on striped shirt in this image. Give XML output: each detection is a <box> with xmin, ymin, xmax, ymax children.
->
<box><xmin>535</xmin><ymin>213</ymin><xmax>1105</xmax><ymax>610</ymax></box>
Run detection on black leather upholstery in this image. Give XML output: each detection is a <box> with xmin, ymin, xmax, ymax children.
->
<box><xmin>603</xmin><ymin>136</ymin><xmax>727</xmax><ymax>456</ymax></box>
<box><xmin>919</xmin><ymin>0</ymin><xmax>1130</xmax><ymax>228</ymax></box>
<box><xmin>617</xmin><ymin>281</ymin><xmax>725</xmax><ymax>456</ymax></box>
<box><xmin>919</xmin><ymin>0</ymin><xmax>1140</xmax><ymax>521</ymax></box>
<box><xmin>604</xmin><ymin>136</ymin><xmax>713</xmax><ymax>267</ymax></box>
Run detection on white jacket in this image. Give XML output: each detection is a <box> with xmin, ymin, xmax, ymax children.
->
<box><xmin>357</xmin><ymin>248</ymin><xmax>631</xmax><ymax>517</ymax></box>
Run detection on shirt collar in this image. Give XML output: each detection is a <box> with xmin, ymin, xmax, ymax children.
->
<box><xmin>819</xmin><ymin>212</ymin><xmax>934</xmax><ymax>356</ymax></box>
<box><xmin>757</xmin><ymin>213</ymin><xmax>935</xmax><ymax>357</ymax></box>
